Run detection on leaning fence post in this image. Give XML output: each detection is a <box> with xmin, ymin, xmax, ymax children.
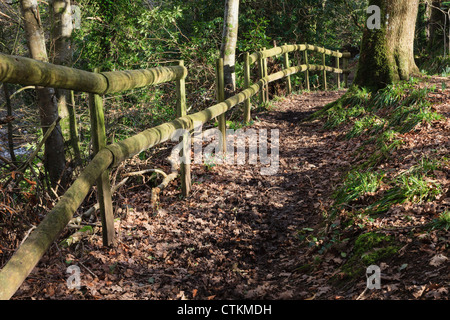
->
<box><xmin>336</xmin><ymin>51</ymin><xmax>341</xmax><ymax>89</ymax></box>
<box><xmin>322</xmin><ymin>52</ymin><xmax>327</xmax><ymax>91</ymax></box>
<box><xmin>216</xmin><ymin>58</ymin><xmax>227</xmax><ymax>155</ymax></box>
<box><xmin>89</xmin><ymin>68</ymin><xmax>114</xmax><ymax>246</ymax></box>
<box><xmin>284</xmin><ymin>43</ymin><xmax>292</xmax><ymax>95</ymax></box>
<box><xmin>243</xmin><ymin>52</ymin><xmax>252</xmax><ymax>123</ymax></box>
<box><xmin>176</xmin><ymin>60</ymin><xmax>191</xmax><ymax>197</ymax></box>
<box><xmin>304</xmin><ymin>49</ymin><xmax>310</xmax><ymax>91</ymax></box>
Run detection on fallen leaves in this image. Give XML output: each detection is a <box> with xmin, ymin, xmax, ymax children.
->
<box><xmin>7</xmin><ymin>84</ymin><xmax>449</xmax><ymax>301</ymax></box>
<box><xmin>429</xmin><ymin>254</ymin><xmax>448</xmax><ymax>267</ymax></box>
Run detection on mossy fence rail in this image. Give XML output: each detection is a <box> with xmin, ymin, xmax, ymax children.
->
<box><xmin>0</xmin><ymin>44</ymin><xmax>350</xmax><ymax>299</ymax></box>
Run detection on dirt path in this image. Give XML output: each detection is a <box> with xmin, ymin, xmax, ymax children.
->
<box><xmin>11</xmin><ymin>89</ymin><xmax>350</xmax><ymax>300</ymax></box>
<box><xmin>11</xmin><ymin>83</ymin><xmax>448</xmax><ymax>300</ymax></box>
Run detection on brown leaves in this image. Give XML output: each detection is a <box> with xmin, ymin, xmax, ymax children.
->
<box><xmin>9</xmin><ymin>83</ymin><xmax>450</xmax><ymax>301</ymax></box>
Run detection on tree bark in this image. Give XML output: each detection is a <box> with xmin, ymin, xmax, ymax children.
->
<box><xmin>51</xmin><ymin>0</ymin><xmax>81</xmax><ymax>165</ymax></box>
<box><xmin>20</xmin><ymin>0</ymin><xmax>67</xmax><ymax>188</ymax></box>
<box><xmin>220</xmin><ymin>0</ymin><xmax>240</xmax><ymax>98</ymax></box>
<box><xmin>3</xmin><ymin>83</ymin><xmax>16</xmax><ymax>163</ymax></box>
<box><xmin>354</xmin><ymin>0</ymin><xmax>420</xmax><ymax>90</ymax></box>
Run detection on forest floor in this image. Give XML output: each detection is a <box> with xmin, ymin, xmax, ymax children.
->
<box><xmin>4</xmin><ymin>76</ymin><xmax>450</xmax><ymax>300</ymax></box>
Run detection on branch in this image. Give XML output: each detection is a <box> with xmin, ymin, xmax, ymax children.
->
<box><xmin>122</xmin><ymin>168</ymin><xmax>167</xmax><ymax>179</ymax></box>
<box><xmin>1</xmin><ymin>117</ymin><xmax>60</xmax><ymax>188</ymax></box>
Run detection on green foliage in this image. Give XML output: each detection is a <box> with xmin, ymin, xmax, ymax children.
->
<box><xmin>319</xmin><ymin>80</ymin><xmax>446</xmax><ymax>219</ymax></box>
<box><xmin>417</xmin><ymin>56</ymin><xmax>450</xmax><ymax>76</ymax></box>
<box><xmin>345</xmin><ymin>115</ymin><xmax>386</xmax><ymax>139</ymax></box>
<box><xmin>339</xmin><ymin>232</ymin><xmax>398</xmax><ymax>280</ymax></box>
<box><xmin>430</xmin><ymin>210</ymin><xmax>450</xmax><ymax>231</ymax></box>
<box><xmin>333</xmin><ymin>170</ymin><xmax>385</xmax><ymax>210</ymax></box>
<box><xmin>322</xmin><ymin>80</ymin><xmax>440</xmax><ymax>137</ymax></box>
<box><xmin>238</xmin><ymin>17</ymin><xmax>272</xmax><ymax>53</ymax></box>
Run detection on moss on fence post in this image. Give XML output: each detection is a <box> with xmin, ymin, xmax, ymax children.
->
<box><xmin>336</xmin><ymin>51</ymin><xmax>341</xmax><ymax>89</ymax></box>
<box><xmin>322</xmin><ymin>52</ymin><xmax>327</xmax><ymax>90</ymax></box>
<box><xmin>304</xmin><ymin>49</ymin><xmax>310</xmax><ymax>91</ymax></box>
<box><xmin>284</xmin><ymin>43</ymin><xmax>292</xmax><ymax>94</ymax></box>
<box><xmin>176</xmin><ymin>60</ymin><xmax>191</xmax><ymax>197</ymax></box>
<box><xmin>216</xmin><ymin>58</ymin><xmax>227</xmax><ymax>154</ymax></box>
<box><xmin>243</xmin><ymin>52</ymin><xmax>252</xmax><ymax>123</ymax></box>
<box><xmin>89</xmin><ymin>69</ymin><xmax>114</xmax><ymax>246</ymax></box>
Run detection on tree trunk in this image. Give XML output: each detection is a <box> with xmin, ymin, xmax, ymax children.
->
<box><xmin>51</xmin><ymin>0</ymin><xmax>81</xmax><ymax>165</ymax></box>
<box><xmin>20</xmin><ymin>0</ymin><xmax>67</xmax><ymax>188</ymax></box>
<box><xmin>354</xmin><ymin>0</ymin><xmax>420</xmax><ymax>90</ymax></box>
<box><xmin>220</xmin><ymin>0</ymin><xmax>240</xmax><ymax>98</ymax></box>
<box><xmin>3</xmin><ymin>83</ymin><xmax>16</xmax><ymax>163</ymax></box>
<box><xmin>429</xmin><ymin>0</ymin><xmax>444</xmax><ymax>49</ymax></box>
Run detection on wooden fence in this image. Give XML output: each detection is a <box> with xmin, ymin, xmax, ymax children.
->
<box><xmin>0</xmin><ymin>44</ymin><xmax>350</xmax><ymax>299</ymax></box>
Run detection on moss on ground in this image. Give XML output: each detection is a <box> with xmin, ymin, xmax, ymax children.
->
<box><xmin>339</xmin><ymin>232</ymin><xmax>399</xmax><ymax>281</ymax></box>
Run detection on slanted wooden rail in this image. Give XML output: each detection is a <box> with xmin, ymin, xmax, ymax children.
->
<box><xmin>0</xmin><ymin>43</ymin><xmax>350</xmax><ymax>300</ymax></box>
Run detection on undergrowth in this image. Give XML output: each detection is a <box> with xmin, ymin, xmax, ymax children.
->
<box><xmin>318</xmin><ymin>79</ymin><xmax>445</xmax><ymax>219</ymax></box>
<box><xmin>300</xmin><ymin>78</ymin><xmax>447</xmax><ymax>280</ymax></box>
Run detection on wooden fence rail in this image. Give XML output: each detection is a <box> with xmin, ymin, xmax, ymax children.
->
<box><xmin>243</xmin><ymin>43</ymin><xmax>351</xmax><ymax>109</ymax></box>
<box><xmin>0</xmin><ymin>44</ymin><xmax>351</xmax><ymax>300</ymax></box>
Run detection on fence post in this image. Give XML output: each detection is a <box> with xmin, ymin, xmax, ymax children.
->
<box><xmin>263</xmin><ymin>47</ymin><xmax>269</xmax><ymax>102</ymax></box>
<box><xmin>336</xmin><ymin>51</ymin><xmax>341</xmax><ymax>89</ymax></box>
<box><xmin>258</xmin><ymin>50</ymin><xmax>266</xmax><ymax>103</ymax></box>
<box><xmin>216</xmin><ymin>58</ymin><xmax>227</xmax><ymax>154</ymax></box>
<box><xmin>176</xmin><ymin>60</ymin><xmax>191</xmax><ymax>197</ymax></box>
<box><xmin>89</xmin><ymin>68</ymin><xmax>114</xmax><ymax>246</ymax></box>
<box><xmin>343</xmin><ymin>51</ymin><xmax>349</xmax><ymax>88</ymax></box>
<box><xmin>243</xmin><ymin>52</ymin><xmax>252</xmax><ymax>123</ymax></box>
<box><xmin>283</xmin><ymin>43</ymin><xmax>292</xmax><ymax>95</ymax></box>
<box><xmin>69</xmin><ymin>90</ymin><xmax>82</xmax><ymax>164</ymax></box>
<box><xmin>322</xmin><ymin>52</ymin><xmax>327</xmax><ymax>91</ymax></box>
<box><xmin>304</xmin><ymin>49</ymin><xmax>310</xmax><ymax>91</ymax></box>
<box><xmin>258</xmin><ymin>55</ymin><xmax>266</xmax><ymax>104</ymax></box>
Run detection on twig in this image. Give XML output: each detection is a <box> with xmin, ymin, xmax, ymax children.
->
<box><xmin>82</xmin><ymin>177</ymin><xmax>130</xmax><ymax>218</ymax></box>
<box><xmin>19</xmin><ymin>225</ymin><xmax>36</xmax><ymax>246</ymax></box>
<box><xmin>123</xmin><ymin>168</ymin><xmax>167</xmax><ymax>178</ymax></box>
<box><xmin>150</xmin><ymin>158</ymin><xmax>179</xmax><ymax>209</ymax></box>
<box><xmin>356</xmin><ymin>287</ymin><xmax>368</xmax><ymax>300</ymax></box>
<box><xmin>78</xmin><ymin>261</ymin><xmax>98</xmax><ymax>278</ymax></box>
<box><xmin>1</xmin><ymin>117</ymin><xmax>60</xmax><ymax>188</ymax></box>
<box><xmin>2</xmin><ymin>83</ymin><xmax>16</xmax><ymax>163</ymax></box>
<box><xmin>0</xmin><ymin>155</ymin><xmax>17</xmax><ymax>169</ymax></box>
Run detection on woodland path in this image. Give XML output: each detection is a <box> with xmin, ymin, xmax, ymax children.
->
<box><xmin>13</xmin><ymin>88</ymin><xmax>350</xmax><ymax>300</ymax></box>
<box><xmin>12</xmin><ymin>80</ymin><xmax>450</xmax><ymax>300</ymax></box>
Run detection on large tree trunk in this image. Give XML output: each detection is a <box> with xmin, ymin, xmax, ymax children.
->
<box><xmin>51</xmin><ymin>0</ymin><xmax>81</xmax><ymax>165</ymax></box>
<box><xmin>20</xmin><ymin>0</ymin><xmax>67</xmax><ymax>188</ymax></box>
<box><xmin>354</xmin><ymin>0</ymin><xmax>420</xmax><ymax>90</ymax></box>
<box><xmin>220</xmin><ymin>0</ymin><xmax>239</xmax><ymax>98</ymax></box>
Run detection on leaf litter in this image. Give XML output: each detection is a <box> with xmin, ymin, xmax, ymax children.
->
<box><xmin>6</xmin><ymin>78</ymin><xmax>450</xmax><ymax>300</ymax></box>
